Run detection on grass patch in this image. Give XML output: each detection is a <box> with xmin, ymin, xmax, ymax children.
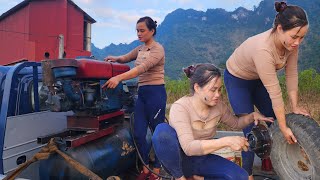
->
<box><xmin>165</xmin><ymin>68</ymin><xmax>320</xmax><ymax>130</ymax></box>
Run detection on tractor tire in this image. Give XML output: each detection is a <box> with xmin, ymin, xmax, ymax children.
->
<box><xmin>270</xmin><ymin>113</ymin><xmax>320</xmax><ymax>180</ymax></box>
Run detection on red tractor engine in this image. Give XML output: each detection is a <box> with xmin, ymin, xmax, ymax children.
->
<box><xmin>41</xmin><ymin>58</ymin><xmax>131</xmax><ymax>115</ymax></box>
<box><xmin>38</xmin><ymin>58</ymin><xmax>134</xmax><ymax>148</ymax></box>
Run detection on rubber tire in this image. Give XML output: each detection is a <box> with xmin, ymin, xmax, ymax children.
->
<box><xmin>270</xmin><ymin>113</ymin><xmax>320</xmax><ymax>180</ymax></box>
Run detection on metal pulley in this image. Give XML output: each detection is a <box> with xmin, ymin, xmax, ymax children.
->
<box><xmin>246</xmin><ymin>124</ymin><xmax>272</xmax><ymax>159</ymax></box>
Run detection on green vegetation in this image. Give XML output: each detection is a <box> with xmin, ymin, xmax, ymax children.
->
<box><xmin>298</xmin><ymin>69</ymin><xmax>320</xmax><ymax>94</ymax></box>
<box><xmin>93</xmin><ymin>0</ymin><xmax>320</xmax><ymax>79</ymax></box>
<box><xmin>165</xmin><ymin>68</ymin><xmax>320</xmax><ymax>124</ymax></box>
<box><xmin>283</xmin><ymin>69</ymin><xmax>320</xmax><ymax>121</ymax></box>
<box><xmin>165</xmin><ymin>76</ymin><xmax>189</xmax><ymax>104</ymax></box>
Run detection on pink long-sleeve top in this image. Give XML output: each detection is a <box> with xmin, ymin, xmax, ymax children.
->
<box><xmin>226</xmin><ymin>29</ymin><xmax>298</xmax><ymax>108</ymax></box>
<box><xmin>120</xmin><ymin>42</ymin><xmax>165</xmax><ymax>86</ymax></box>
<box><xmin>169</xmin><ymin>96</ymin><xmax>248</xmax><ymax>156</ymax></box>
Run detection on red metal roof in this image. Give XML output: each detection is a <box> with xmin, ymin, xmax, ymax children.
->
<box><xmin>0</xmin><ymin>0</ymin><xmax>96</xmax><ymax>23</ymax></box>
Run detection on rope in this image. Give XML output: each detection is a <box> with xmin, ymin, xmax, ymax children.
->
<box><xmin>3</xmin><ymin>138</ymin><xmax>103</xmax><ymax>180</ymax></box>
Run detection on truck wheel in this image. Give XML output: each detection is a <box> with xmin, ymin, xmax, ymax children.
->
<box><xmin>270</xmin><ymin>113</ymin><xmax>320</xmax><ymax>180</ymax></box>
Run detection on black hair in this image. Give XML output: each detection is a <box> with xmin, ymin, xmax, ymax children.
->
<box><xmin>272</xmin><ymin>1</ymin><xmax>308</xmax><ymax>33</ymax></box>
<box><xmin>137</xmin><ymin>16</ymin><xmax>157</xmax><ymax>36</ymax></box>
<box><xmin>183</xmin><ymin>63</ymin><xmax>221</xmax><ymax>95</ymax></box>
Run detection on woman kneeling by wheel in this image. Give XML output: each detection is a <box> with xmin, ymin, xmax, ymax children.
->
<box><xmin>152</xmin><ymin>63</ymin><xmax>273</xmax><ymax>180</ymax></box>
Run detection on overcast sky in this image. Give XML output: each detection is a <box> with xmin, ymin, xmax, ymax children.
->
<box><xmin>0</xmin><ymin>0</ymin><xmax>262</xmax><ymax>49</ymax></box>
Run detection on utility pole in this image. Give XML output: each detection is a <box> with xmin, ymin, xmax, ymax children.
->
<box><xmin>58</xmin><ymin>34</ymin><xmax>64</xmax><ymax>59</ymax></box>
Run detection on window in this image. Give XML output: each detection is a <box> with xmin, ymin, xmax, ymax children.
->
<box><xmin>30</xmin><ymin>81</ymin><xmax>50</xmax><ymax>112</ymax></box>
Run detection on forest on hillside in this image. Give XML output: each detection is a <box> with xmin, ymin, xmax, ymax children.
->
<box><xmin>165</xmin><ymin>69</ymin><xmax>320</xmax><ymax>126</ymax></box>
<box><xmin>92</xmin><ymin>0</ymin><xmax>320</xmax><ymax>79</ymax></box>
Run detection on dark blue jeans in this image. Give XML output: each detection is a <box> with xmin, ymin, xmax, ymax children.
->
<box><xmin>224</xmin><ymin>69</ymin><xmax>275</xmax><ymax>175</ymax></box>
<box><xmin>152</xmin><ymin>123</ymin><xmax>248</xmax><ymax>180</ymax></box>
<box><xmin>134</xmin><ymin>85</ymin><xmax>167</xmax><ymax>168</ymax></box>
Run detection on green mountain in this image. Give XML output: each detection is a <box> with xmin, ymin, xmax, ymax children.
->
<box><xmin>92</xmin><ymin>0</ymin><xmax>320</xmax><ymax>79</ymax></box>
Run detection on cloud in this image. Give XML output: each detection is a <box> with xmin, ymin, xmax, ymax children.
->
<box><xmin>0</xmin><ymin>0</ymin><xmax>21</xmax><ymax>13</ymax></box>
<box><xmin>93</xmin><ymin>7</ymin><xmax>166</xmax><ymax>26</ymax></box>
<box><xmin>213</xmin><ymin>0</ymin><xmax>260</xmax><ymax>10</ymax></box>
<box><xmin>0</xmin><ymin>0</ymin><xmax>14</xmax><ymax>3</ymax></box>
<box><xmin>171</xmin><ymin>0</ymin><xmax>192</xmax><ymax>4</ymax></box>
<box><xmin>77</xmin><ymin>0</ymin><xmax>93</xmax><ymax>4</ymax></box>
<box><xmin>117</xmin><ymin>12</ymin><xmax>141</xmax><ymax>24</ymax></box>
<box><xmin>93</xmin><ymin>8</ymin><xmax>116</xmax><ymax>19</ymax></box>
<box><xmin>95</xmin><ymin>22</ymin><xmax>123</xmax><ymax>29</ymax></box>
<box><xmin>90</xmin><ymin>6</ymin><xmax>167</xmax><ymax>48</ymax></box>
<box><xmin>141</xmin><ymin>9</ymin><xmax>160</xmax><ymax>16</ymax></box>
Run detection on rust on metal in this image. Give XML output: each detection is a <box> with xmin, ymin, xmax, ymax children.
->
<box><xmin>66</xmin><ymin>126</ymin><xmax>115</xmax><ymax>147</ymax></box>
<box><xmin>41</xmin><ymin>60</ymin><xmax>56</xmax><ymax>90</ymax></box>
<box><xmin>121</xmin><ymin>141</ymin><xmax>135</xmax><ymax>156</ymax></box>
<box><xmin>300</xmin><ymin>146</ymin><xmax>311</xmax><ymax>164</ymax></box>
<box><xmin>49</xmin><ymin>58</ymin><xmax>79</xmax><ymax>68</ymax></box>
<box><xmin>298</xmin><ymin>160</ymin><xmax>309</xmax><ymax>171</ymax></box>
<box><xmin>67</xmin><ymin>110</ymin><xmax>124</xmax><ymax>130</ymax></box>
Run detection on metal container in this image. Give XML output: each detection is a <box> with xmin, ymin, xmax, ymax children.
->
<box><xmin>39</xmin><ymin>122</ymin><xmax>140</xmax><ymax>179</ymax></box>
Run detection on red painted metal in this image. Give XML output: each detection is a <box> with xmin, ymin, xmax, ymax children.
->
<box><xmin>65</xmin><ymin>111</ymin><xmax>125</xmax><ymax>147</ymax></box>
<box><xmin>0</xmin><ymin>5</ymin><xmax>32</xmax><ymax>65</ymax></box>
<box><xmin>67</xmin><ymin>110</ymin><xmax>125</xmax><ymax>130</ymax></box>
<box><xmin>65</xmin><ymin>126</ymin><xmax>115</xmax><ymax>147</ymax></box>
<box><xmin>0</xmin><ymin>0</ymin><xmax>95</xmax><ymax>65</ymax></box>
<box><xmin>95</xmin><ymin>110</ymin><xmax>125</xmax><ymax>121</ymax></box>
<box><xmin>38</xmin><ymin>111</ymin><xmax>124</xmax><ymax>147</ymax></box>
<box><xmin>261</xmin><ymin>157</ymin><xmax>273</xmax><ymax>172</ymax></box>
<box><xmin>76</xmin><ymin>59</ymin><xmax>130</xmax><ymax>79</ymax></box>
<box><xmin>47</xmin><ymin>58</ymin><xmax>130</xmax><ymax>79</ymax></box>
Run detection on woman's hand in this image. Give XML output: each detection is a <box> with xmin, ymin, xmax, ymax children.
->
<box><xmin>224</xmin><ymin>136</ymin><xmax>249</xmax><ymax>152</ymax></box>
<box><xmin>280</xmin><ymin>126</ymin><xmax>297</xmax><ymax>144</ymax></box>
<box><xmin>104</xmin><ymin>56</ymin><xmax>118</xmax><ymax>62</ymax></box>
<box><xmin>101</xmin><ymin>76</ymin><xmax>120</xmax><ymax>89</ymax></box>
<box><xmin>292</xmin><ymin>106</ymin><xmax>310</xmax><ymax>117</ymax></box>
<box><xmin>252</xmin><ymin>112</ymin><xmax>274</xmax><ymax>125</ymax></box>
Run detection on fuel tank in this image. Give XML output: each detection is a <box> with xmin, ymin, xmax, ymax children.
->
<box><xmin>49</xmin><ymin>59</ymin><xmax>130</xmax><ymax>79</ymax></box>
<box><xmin>76</xmin><ymin>59</ymin><xmax>130</xmax><ymax>79</ymax></box>
<box><xmin>39</xmin><ymin>121</ymin><xmax>149</xmax><ymax>179</ymax></box>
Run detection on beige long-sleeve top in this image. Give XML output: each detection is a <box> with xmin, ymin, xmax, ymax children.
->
<box><xmin>226</xmin><ymin>29</ymin><xmax>298</xmax><ymax>108</ymax></box>
<box><xmin>120</xmin><ymin>42</ymin><xmax>165</xmax><ymax>86</ymax></box>
<box><xmin>169</xmin><ymin>96</ymin><xmax>248</xmax><ymax>156</ymax></box>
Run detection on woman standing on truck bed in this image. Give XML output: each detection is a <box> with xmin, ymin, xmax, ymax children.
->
<box><xmin>224</xmin><ymin>2</ymin><xmax>310</xmax><ymax>179</ymax></box>
<box><xmin>102</xmin><ymin>16</ymin><xmax>166</xmax><ymax>180</ymax></box>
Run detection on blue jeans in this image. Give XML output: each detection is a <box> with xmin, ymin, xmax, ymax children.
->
<box><xmin>134</xmin><ymin>85</ymin><xmax>167</xmax><ymax>168</ymax></box>
<box><xmin>224</xmin><ymin>69</ymin><xmax>275</xmax><ymax>175</ymax></box>
<box><xmin>152</xmin><ymin>123</ymin><xmax>248</xmax><ymax>180</ymax></box>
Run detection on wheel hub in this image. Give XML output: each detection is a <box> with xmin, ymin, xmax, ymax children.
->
<box><xmin>246</xmin><ymin>124</ymin><xmax>272</xmax><ymax>159</ymax></box>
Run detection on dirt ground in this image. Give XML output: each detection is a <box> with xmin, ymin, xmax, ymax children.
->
<box><xmin>119</xmin><ymin>155</ymin><xmax>280</xmax><ymax>180</ymax></box>
<box><xmin>252</xmin><ymin>159</ymin><xmax>280</xmax><ymax>180</ymax></box>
